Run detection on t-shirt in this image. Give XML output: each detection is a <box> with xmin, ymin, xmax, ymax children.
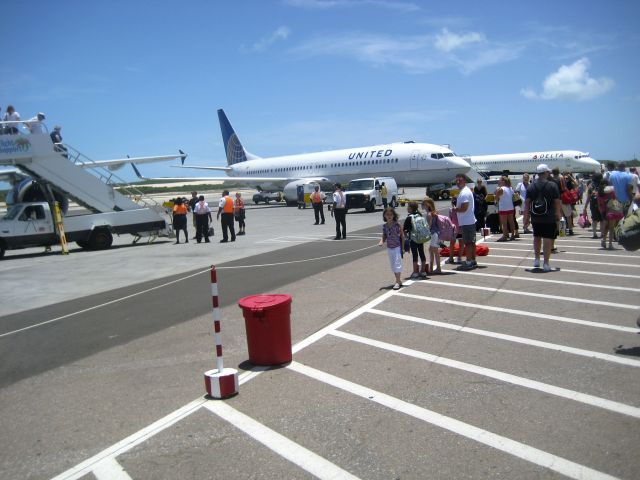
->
<box><xmin>609</xmin><ymin>170</ymin><xmax>632</xmax><ymax>203</ymax></box>
<box><xmin>526</xmin><ymin>179</ymin><xmax>559</xmax><ymax>224</ymax></box>
<box><xmin>333</xmin><ymin>190</ymin><xmax>346</xmax><ymax>208</ymax></box>
<box><xmin>383</xmin><ymin>222</ymin><xmax>401</xmax><ymax>249</ymax></box>
<box><xmin>497</xmin><ymin>186</ymin><xmax>514</xmax><ymax>212</ymax></box>
<box><xmin>456</xmin><ymin>186</ymin><xmax>476</xmax><ymax>226</ymax></box>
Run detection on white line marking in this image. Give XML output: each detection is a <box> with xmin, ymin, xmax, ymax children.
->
<box><xmin>422</xmin><ymin>280</ymin><xmax>639</xmax><ymax>310</ymax></box>
<box><xmin>330</xmin><ymin>330</ymin><xmax>640</xmax><ymax>419</ymax></box>
<box><xmin>447</xmin><ymin>270</ymin><xmax>640</xmax><ymax>293</ymax></box>
<box><xmin>92</xmin><ymin>457</ymin><xmax>133</xmax><ymax>480</ymax></box>
<box><xmin>393</xmin><ymin>291</ymin><xmax>637</xmax><ymax>333</ymax></box>
<box><xmin>485</xmin><ymin>254</ymin><xmax>640</xmax><ymax>268</ymax></box>
<box><xmin>473</xmin><ymin>261</ymin><xmax>640</xmax><ymax>279</ymax></box>
<box><xmin>488</xmin><ymin>246</ymin><xmax>640</xmax><ymax>261</ymax></box>
<box><xmin>50</xmin><ymin>399</ymin><xmax>207</xmax><ymax>480</ymax></box>
<box><xmin>368</xmin><ymin>308</ymin><xmax>640</xmax><ymax>367</ymax></box>
<box><xmin>203</xmin><ymin>401</ymin><xmax>360</xmax><ymax>480</ymax></box>
<box><xmin>288</xmin><ymin>362</ymin><xmax>620</xmax><ymax>480</ymax></box>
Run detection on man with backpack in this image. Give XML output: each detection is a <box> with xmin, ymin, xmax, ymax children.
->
<box><xmin>523</xmin><ymin>164</ymin><xmax>561</xmax><ymax>272</ymax></box>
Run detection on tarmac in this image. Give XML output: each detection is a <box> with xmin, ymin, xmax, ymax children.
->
<box><xmin>0</xmin><ymin>193</ymin><xmax>639</xmax><ymax>480</ymax></box>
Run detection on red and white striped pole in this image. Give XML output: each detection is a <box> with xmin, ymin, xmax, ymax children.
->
<box><xmin>204</xmin><ymin>266</ymin><xmax>239</xmax><ymax>399</ymax></box>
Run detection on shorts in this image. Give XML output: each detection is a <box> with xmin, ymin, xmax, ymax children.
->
<box><xmin>532</xmin><ymin>222</ymin><xmax>558</xmax><ymax>239</ymax></box>
<box><xmin>429</xmin><ymin>231</ymin><xmax>440</xmax><ymax>248</ymax></box>
<box><xmin>561</xmin><ymin>203</ymin><xmax>573</xmax><ymax>218</ymax></box>
<box><xmin>499</xmin><ymin>210</ymin><xmax>515</xmax><ymax>216</ymax></box>
<box><xmin>460</xmin><ymin>224</ymin><xmax>476</xmax><ymax>245</ymax></box>
<box><xmin>387</xmin><ymin>246</ymin><xmax>403</xmax><ymax>273</ymax></box>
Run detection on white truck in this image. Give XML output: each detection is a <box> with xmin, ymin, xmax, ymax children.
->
<box><xmin>0</xmin><ymin>201</ymin><xmax>168</xmax><ymax>258</ymax></box>
<box><xmin>345</xmin><ymin>177</ymin><xmax>398</xmax><ymax>212</ymax></box>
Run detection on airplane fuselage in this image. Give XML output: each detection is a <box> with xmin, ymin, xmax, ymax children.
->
<box><xmin>225</xmin><ymin>142</ymin><xmax>470</xmax><ymax>187</ymax></box>
<box><xmin>467</xmin><ymin>150</ymin><xmax>600</xmax><ymax>176</ymax></box>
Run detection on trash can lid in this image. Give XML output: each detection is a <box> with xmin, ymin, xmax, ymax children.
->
<box><xmin>238</xmin><ymin>294</ymin><xmax>292</xmax><ymax>310</ymax></box>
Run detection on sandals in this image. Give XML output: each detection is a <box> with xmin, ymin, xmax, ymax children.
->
<box><xmin>496</xmin><ymin>236</ymin><xmax>509</xmax><ymax>242</ymax></box>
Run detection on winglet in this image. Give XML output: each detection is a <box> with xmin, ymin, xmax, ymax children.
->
<box><xmin>179</xmin><ymin>149</ymin><xmax>187</xmax><ymax>165</ymax></box>
<box><xmin>131</xmin><ymin>163</ymin><xmax>145</xmax><ymax>179</ymax></box>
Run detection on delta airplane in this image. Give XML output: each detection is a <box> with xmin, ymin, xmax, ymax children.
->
<box><xmin>466</xmin><ymin>150</ymin><xmax>600</xmax><ymax>176</ymax></box>
<box><xmin>136</xmin><ymin>109</ymin><xmax>471</xmax><ymax>194</ymax></box>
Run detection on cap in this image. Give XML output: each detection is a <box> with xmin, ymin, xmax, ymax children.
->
<box><xmin>53</xmin><ymin>125</ymin><xmax>61</xmax><ymax>130</ymax></box>
<box><xmin>536</xmin><ymin>163</ymin><xmax>551</xmax><ymax>173</ymax></box>
<box><xmin>37</xmin><ymin>112</ymin><xmax>46</xmax><ymax>119</ymax></box>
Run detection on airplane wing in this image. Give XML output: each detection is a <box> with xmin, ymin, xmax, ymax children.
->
<box><xmin>170</xmin><ymin>164</ymin><xmax>232</xmax><ymax>173</ymax></box>
<box><xmin>77</xmin><ymin>150</ymin><xmax>188</xmax><ymax>170</ymax></box>
<box><xmin>0</xmin><ymin>167</ymin><xmax>28</xmax><ymax>184</ymax></box>
<box><xmin>131</xmin><ymin>164</ymin><xmax>330</xmax><ymax>191</ymax></box>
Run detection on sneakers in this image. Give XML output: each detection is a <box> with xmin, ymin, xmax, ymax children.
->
<box><xmin>392</xmin><ymin>283</ymin><xmax>401</xmax><ymax>290</ymax></box>
<box><xmin>410</xmin><ymin>272</ymin><xmax>421</xmax><ymax>279</ymax></box>
<box><xmin>457</xmin><ymin>261</ymin><xmax>476</xmax><ymax>271</ymax></box>
<box><xmin>533</xmin><ymin>258</ymin><xmax>540</xmax><ymax>268</ymax></box>
<box><xmin>543</xmin><ymin>263</ymin><xmax>551</xmax><ymax>272</ymax></box>
<box><xmin>419</xmin><ymin>271</ymin><xmax>428</xmax><ymax>278</ymax></box>
<box><xmin>444</xmin><ymin>258</ymin><xmax>456</xmax><ymax>264</ymax></box>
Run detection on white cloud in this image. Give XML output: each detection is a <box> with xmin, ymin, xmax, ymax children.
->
<box><xmin>434</xmin><ymin>28</ymin><xmax>485</xmax><ymax>52</ymax></box>
<box><xmin>249</xmin><ymin>26</ymin><xmax>291</xmax><ymax>52</ymax></box>
<box><xmin>521</xmin><ymin>57</ymin><xmax>614</xmax><ymax>101</ymax></box>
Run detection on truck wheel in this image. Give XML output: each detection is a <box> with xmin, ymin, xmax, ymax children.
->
<box><xmin>0</xmin><ymin>243</ymin><xmax>5</xmax><ymax>259</ymax></box>
<box><xmin>76</xmin><ymin>240</ymin><xmax>88</xmax><ymax>249</ymax></box>
<box><xmin>441</xmin><ymin>191</ymin><xmax>450</xmax><ymax>200</ymax></box>
<box><xmin>89</xmin><ymin>229</ymin><xmax>113</xmax><ymax>250</ymax></box>
<box><xmin>254</xmin><ymin>200</ymin><xmax>259</xmax><ymax>205</ymax></box>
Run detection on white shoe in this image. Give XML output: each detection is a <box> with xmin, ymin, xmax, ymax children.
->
<box><xmin>533</xmin><ymin>259</ymin><xmax>540</xmax><ymax>268</ymax></box>
<box><xmin>392</xmin><ymin>283</ymin><xmax>401</xmax><ymax>290</ymax></box>
<box><xmin>543</xmin><ymin>263</ymin><xmax>551</xmax><ymax>272</ymax></box>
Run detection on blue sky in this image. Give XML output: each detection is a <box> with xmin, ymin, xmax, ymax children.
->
<box><xmin>3</xmin><ymin>0</ymin><xmax>639</xmax><ymax>181</ymax></box>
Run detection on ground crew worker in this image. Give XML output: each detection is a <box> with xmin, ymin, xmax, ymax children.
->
<box><xmin>172</xmin><ymin>198</ymin><xmax>189</xmax><ymax>244</ymax></box>
<box><xmin>380</xmin><ymin>182</ymin><xmax>388</xmax><ymax>209</ymax></box>
<box><xmin>332</xmin><ymin>183</ymin><xmax>347</xmax><ymax>239</ymax></box>
<box><xmin>193</xmin><ymin>195</ymin><xmax>212</xmax><ymax>243</ymax></box>
<box><xmin>217</xmin><ymin>190</ymin><xmax>236</xmax><ymax>243</ymax></box>
<box><xmin>311</xmin><ymin>185</ymin><xmax>325</xmax><ymax>225</ymax></box>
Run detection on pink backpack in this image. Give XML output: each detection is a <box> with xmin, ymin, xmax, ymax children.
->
<box><xmin>437</xmin><ymin>214</ymin><xmax>456</xmax><ymax>242</ymax></box>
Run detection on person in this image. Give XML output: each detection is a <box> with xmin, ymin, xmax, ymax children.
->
<box><xmin>310</xmin><ymin>185</ymin><xmax>325</xmax><ymax>225</ymax></box>
<box><xmin>2</xmin><ymin>105</ymin><xmax>20</xmax><ymax>134</ymax></box>
<box><xmin>577</xmin><ymin>177</ymin><xmax>585</xmax><ymax>204</ymax></box>
<box><xmin>603</xmin><ymin>161</ymin><xmax>615</xmax><ymax>181</ymax></box>
<box><xmin>188</xmin><ymin>191</ymin><xmax>199</xmax><ymax>237</ymax></box>
<box><xmin>495</xmin><ymin>175</ymin><xmax>516</xmax><ymax>241</ymax></box>
<box><xmin>331</xmin><ymin>183</ymin><xmax>347</xmax><ymax>240</ymax></box>
<box><xmin>25</xmin><ymin>112</ymin><xmax>46</xmax><ymax>134</ymax></box>
<box><xmin>50</xmin><ymin>125</ymin><xmax>68</xmax><ymax>157</ymax></box>
<box><xmin>473</xmin><ymin>179</ymin><xmax>488</xmax><ymax>231</ymax></box>
<box><xmin>608</xmin><ymin>162</ymin><xmax>634</xmax><ymax>213</ymax></box>
<box><xmin>445</xmin><ymin>197</ymin><xmax>463</xmax><ymax>265</ymax></box>
<box><xmin>380</xmin><ymin>181</ymin><xmax>388</xmax><ymax>209</ymax></box>
<box><xmin>516</xmin><ymin>173</ymin><xmax>532</xmax><ymax>233</ymax></box>
<box><xmin>523</xmin><ymin>164</ymin><xmax>561</xmax><ymax>272</ymax></box>
<box><xmin>597</xmin><ymin>179</ymin><xmax>624</xmax><ymax>250</ymax></box>
<box><xmin>403</xmin><ymin>202</ymin><xmax>428</xmax><ymax>279</ymax></box>
<box><xmin>172</xmin><ymin>198</ymin><xmax>189</xmax><ymax>244</ymax></box>
<box><xmin>629</xmin><ymin>167</ymin><xmax>639</xmax><ymax>195</ymax></box>
<box><xmin>192</xmin><ymin>195</ymin><xmax>212</xmax><ymax>243</ymax></box>
<box><xmin>234</xmin><ymin>192</ymin><xmax>246</xmax><ymax>235</ymax></box>
<box><xmin>583</xmin><ymin>173</ymin><xmax>603</xmax><ymax>239</ymax></box>
<box><xmin>562</xmin><ymin>171</ymin><xmax>578</xmax><ymax>235</ymax></box>
<box><xmin>217</xmin><ymin>190</ymin><xmax>236</xmax><ymax>243</ymax></box>
<box><xmin>379</xmin><ymin>207</ymin><xmax>404</xmax><ymax>290</ymax></box>
<box><xmin>422</xmin><ymin>197</ymin><xmax>441</xmax><ymax>274</ymax></box>
<box><xmin>451</xmin><ymin>173</ymin><xmax>476</xmax><ymax>270</ymax></box>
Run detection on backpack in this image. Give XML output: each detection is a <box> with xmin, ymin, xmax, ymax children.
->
<box><xmin>606</xmin><ymin>197</ymin><xmax>624</xmax><ymax>216</ymax></box>
<box><xmin>409</xmin><ymin>214</ymin><xmax>431</xmax><ymax>244</ymax></box>
<box><xmin>530</xmin><ymin>183</ymin><xmax>549</xmax><ymax>216</ymax></box>
<box><xmin>436</xmin><ymin>214</ymin><xmax>455</xmax><ymax>242</ymax></box>
<box><xmin>616</xmin><ymin>207</ymin><xmax>640</xmax><ymax>251</ymax></box>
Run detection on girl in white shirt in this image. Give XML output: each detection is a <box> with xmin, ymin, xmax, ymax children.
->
<box><xmin>495</xmin><ymin>176</ymin><xmax>516</xmax><ymax>241</ymax></box>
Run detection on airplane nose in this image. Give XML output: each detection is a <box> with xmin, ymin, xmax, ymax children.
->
<box><xmin>451</xmin><ymin>156</ymin><xmax>471</xmax><ymax>171</ymax></box>
<box><xmin>584</xmin><ymin>157</ymin><xmax>601</xmax><ymax>173</ymax></box>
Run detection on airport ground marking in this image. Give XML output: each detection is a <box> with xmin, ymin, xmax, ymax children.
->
<box><xmin>287</xmin><ymin>361</ymin><xmax>620</xmax><ymax>480</ymax></box>
<box><xmin>486</xmin><ymin>254</ymin><xmax>640</xmax><ymax>268</ymax></box>
<box><xmin>393</xmin><ymin>291</ymin><xmax>637</xmax><ymax>333</ymax></box>
<box><xmin>368</xmin><ymin>307</ymin><xmax>640</xmax><ymax>367</ymax></box>
<box><xmin>475</xmin><ymin>261</ymin><xmax>640</xmax><ymax>279</ymax></box>
<box><xmin>448</xmin><ymin>269</ymin><xmax>640</xmax><ymax>293</ymax></box>
<box><xmin>92</xmin><ymin>457</ymin><xmax>132</xmax><ymax>480</ymax></box>
<box><xmin>420</xmin><ymin>279</ymin><xmax>639</xmax><ymax>310</ymax></box>
<box><xmin>203</xmin><ymin>401</ymin><xmax>361</xmax><ymax>480</ymax></box>
<box><xmin>489</xmin><ymin>246</ymin><xmax>640</xmax><ymax>261</ymax></box>
<box><xmin>330</xmin><ymin>330</ymin><xmax>640</xmax><ymax>419</ymax></box>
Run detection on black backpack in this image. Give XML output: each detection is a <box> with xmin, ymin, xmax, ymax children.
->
<box><xmin>530</xmin><ymin>183</ymin><xmax>549</xmax><ymax>216</ymax></box>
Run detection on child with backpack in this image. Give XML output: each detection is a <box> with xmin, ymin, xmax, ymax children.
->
<box><xmin>403</xmin><ymin>202</ymin><xmax>429</xmax><ymax>279</ymax></box>
<box><xmin>379</xmin><ymin>207</ymin><xmax>405</xmax><ymax>290</ymax></box>
<box><xmin>445</xmin><ymin>198</ymin><xmax>463</xmax><ymax>265</ymax></box>
<box><xmin>422</xmin><ymin>197</ymin><xmax>442</xmax><ymax>274</ymax></box>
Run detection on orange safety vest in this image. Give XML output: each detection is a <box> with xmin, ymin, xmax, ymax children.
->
<box><xmin>311</xmin><ymin>191</ymin><xmax>322</xmax><ymax>203</ymax></box>
<box><xmin>173</xmin><ymin>204</ymin><xmax>188</xmax><ymax>215</ymax></box>
<box><xmin>223</xmin><ymin>196</ymin><xmax>234</xmax><ymax>213</ymax></box>
<box><xmin>234</xmin><ymin>197</ymin><xmax>245</xmax><ymax>212</ymax></box>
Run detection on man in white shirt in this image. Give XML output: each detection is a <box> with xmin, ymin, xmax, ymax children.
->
<box><xmin>452</xmin><ymin>174</ymin><xmax>477</xmax><ymax>270</ymax></box>
<box><xmin>26</xmin><ymin>112</ymin><xmax>46</xmax><ymax>134</ymax></box>
<box><xmin>332</xmin><ymin>183</ymin><xmax>347</xmax><ymax>240</ymax></box>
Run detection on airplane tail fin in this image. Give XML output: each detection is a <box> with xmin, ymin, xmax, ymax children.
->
<box><xmin>218</xmin><ymin>109</ymin><xmax>249</xmax><ymax>166</ymax></box>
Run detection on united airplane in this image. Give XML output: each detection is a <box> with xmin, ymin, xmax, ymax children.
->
<box><xmin>466</xmin><ymin>150</ymin><xmax>600</xmax><ymax>176</ymax></box>
<box><xmin>138</xmin><ymin>109</ymin><xmax>471</xmax><ymax>193</ymax></box>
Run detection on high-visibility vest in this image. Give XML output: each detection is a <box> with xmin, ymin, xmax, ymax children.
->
<box><xmin>223</xmin><ymin>196</ymin><xmax>234</xmax><ymax>213</ymax></box>
<box><xmin>234</xmin><ymin>197</ymin><xmax>245</xmax><ymax>212</ymax></box>
<box><xmin>311</xmin><ymin>191</ymin><xmax>322</xmax><ymax>203</ymax></box>
<box><xmin>173</xmin><ymin>204</ymin><xmax>188</xmax><ymax>215</ymax></box>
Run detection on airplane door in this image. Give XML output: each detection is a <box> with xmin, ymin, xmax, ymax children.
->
<box><xmin>410</xmin><ymin>151</ymin><xmax>419</xmax><ymax>170</ymax></box>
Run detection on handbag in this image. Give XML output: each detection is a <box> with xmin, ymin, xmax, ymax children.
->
<box><xmin>577</xmin><ymin>213</ymin><xmax>591</xmax><ymax>228</ymax></box>
<box><xmin>561</xmin><ymin>189</ymin><xmax>578</xmax><ymax>205</ymax></box>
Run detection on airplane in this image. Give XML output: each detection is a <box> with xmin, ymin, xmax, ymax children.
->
<box><xmin>133</xmin><ymin>109</ymin><xmax>471</xmax><ymax>204</ymax></box>
<box><xmin>465</xmin><ymin>150</ymin><xmax>600</xmax><ymax>176</ymax></box>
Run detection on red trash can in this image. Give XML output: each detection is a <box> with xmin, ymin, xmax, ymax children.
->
<box><xmin>238</xmin><ymin>294</ymin><xmax>292</xmax><ymax>366</ymax></box>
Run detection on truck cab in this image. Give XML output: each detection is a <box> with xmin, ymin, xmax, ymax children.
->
<box><xmin>345</xmin><ymin>177</ymin><xmax>398</xmax><ymax>212</ymax></box>
<box><xmin>0</xmin><ymin>202</ymin><xmax>57</xmax><ymax>256</ymax></box>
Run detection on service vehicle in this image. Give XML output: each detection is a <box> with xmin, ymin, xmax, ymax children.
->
<box><xmin>252</xmin><ymin>191</ymin><xmax>282</xmax><ymax>204</ymax></box>
<box><xmin>345</xmin><ymin>177</ymin><xmax>398</xmax><ymax>212</ymax></box>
